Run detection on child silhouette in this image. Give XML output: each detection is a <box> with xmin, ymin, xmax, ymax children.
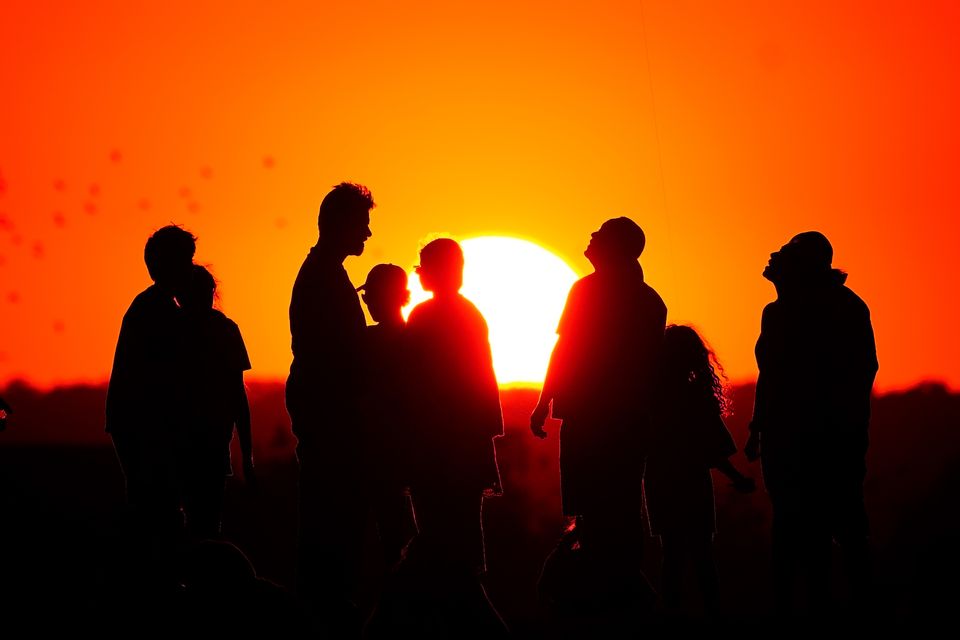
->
<box><xmin>645</xmin><ymin>324</ymin><xmax>754</xmax><ymax>616</ymax></box>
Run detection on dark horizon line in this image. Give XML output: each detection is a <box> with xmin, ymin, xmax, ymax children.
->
<box><xmin>1</xmin><ymin>376</ymin><xmax>956</xmax><ymax>397</ymax></box>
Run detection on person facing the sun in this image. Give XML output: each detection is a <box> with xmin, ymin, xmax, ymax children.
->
<box><xmin>356</xmin><ymin>263</ymin><xmax>418</xmax><ymax>569</ymax></box>
<box><xmin>404</xmin><ymin>238</ymin><xmax>504</xmax><ymax>582</ymax></box>
<box><xmin>531</xmin><ymin>217</ymin><xmax>667</xmax><ymax>604</ymax></box>
<box><xmin>285</xmin><ymin>181</ymin><xmax>374</xmax><ymax>635</ymax></box>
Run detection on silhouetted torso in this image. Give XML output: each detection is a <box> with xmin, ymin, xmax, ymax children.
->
<box><xmin>550</xmin><ymin>264</ymin><xmax>666</xmax><ymax>516</ymax></box>
<box><xmin>361</xmin><ymin>322</ymin><xmax>411</xmax><ymax>490</ymax></box>
<box><xmin>754</xmin><ymin>277</ymin><xmax>878</xmax><ymax>491</ymax></box>
<box><xmin>175</xmin><ymin>308</ymin><xmax>251</xmax><ymax>538</ymax></box>
<box><xmin>753</xmin><ymin>271</ymin><xmax>878</xmax><ymax>614</ymax></box>
<box><xmin>405</xmin><ymin>294</ymin><xmax>503</xmax><ymax>495</ymax></box>
<box><xmin>180</xmin><ymin>309</ymin><xmax>251</xmax><ymax>459</ymax></box>
<box><xmin>360</xmin><ymin>322</ymin><xmax>418</xmax><ymax>567</ymax></box>
<box><xmin>285</xmin><ymin>244</ymin><xmax>369</xmax><ymax>631</ymax></box>
<box><xmin>286</xmin><ymin>246</ymin><xmax>366</xmax><ymax>443</ymax></box>
<box><xmin>106</xmin><ymin>285</ymin><xmax>181</xmax><ymax>437</ymax></box>
<box><xmin>647</xmin><ymin>388</ymin><xmax>736</xmax><ymax>536</ymax></box>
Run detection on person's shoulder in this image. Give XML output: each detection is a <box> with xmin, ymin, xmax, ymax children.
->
<box><xmin>457</xmin><ymin>294</ymin><xmax>483</xmax><ymax>315</ymax></box>
<box><xmin>459</xmin><ymin>295</ymin><xmax>489</xmax><ymax>328</ymax></box>
<box><xmin>640</xmin><ymin>281</ymin><xmax>666</xmax><ymax>309</ymax></box>
<box><xmin>293</xmin><ymin>247</ymin><xmax>337</xmax><ymax>282</ymax></box>
<box><xmin>124</xmin><ymin>286</ymin><xmax>170</xmax><ymax>319</ymax></box>
<box><xmin>406</xmin><ymin>298</ymin><xmax>434</xmax><ymax>325</ymax></box>
<box><xmin>212</xmin><ymin>309</ymin><xmax>241</xmax><ymax>331</ymax></box>
<box><xmin>834</xmin><ymin>284</ymin><xmax>872</xmax><ymax>322</ymax></box>
<box><xmin>563</xmin><ymin>273</ymin><xmax>595</xmax><ymax>302</ymax></box>
<box><xmin>574</xmin><ymin>273</ymin><xmax>597</xmax><ymax>289</ymax></box>
<box><xmin>838</xmin><ymin>284</ymin><xmax>869</xmax><ymax>307</ymax></box>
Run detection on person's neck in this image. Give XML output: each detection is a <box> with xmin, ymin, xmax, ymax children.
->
<box><xmin>315</xmin><ymin>238</ymin><xmax>348</xmax><ymax>264</ymax></box>
<box><xmin>432</xmin><ymin>289</ymin><xmax>459</xmax><ymax>301</ymax></box>
<box><xmin>594</xmin><ymin>258</ymin><xmax>640</xmax><ymax>275</ymax></box>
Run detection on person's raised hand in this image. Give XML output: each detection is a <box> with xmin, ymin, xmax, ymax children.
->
<box><xmin>530</xmin><ymin>401</ymin><xmax>550</xmax><ymax>439</ymax></box>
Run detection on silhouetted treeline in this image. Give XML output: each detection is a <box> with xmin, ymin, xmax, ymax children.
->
<box><xmin>0</xmin><ymin>381</ymin><xmax>958</xmax><ymax>630</ymax></box>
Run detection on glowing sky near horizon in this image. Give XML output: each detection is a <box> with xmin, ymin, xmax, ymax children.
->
<box><xmin>0</xmin><ymin>1</ymin><xmax>957</xmax><ymax>391</ymax></box>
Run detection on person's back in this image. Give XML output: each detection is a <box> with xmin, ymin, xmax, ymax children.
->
<box><xmin>106</xmin><ymin>225</ymin><xmax>196</xmax><ymax>554</ymax></box>
<box><xmin>406</xmin><ymin>293</ymin><xmax>503</xmax><ymax>492</ymax></box>
<box><xmin>106</xmin><ymin>285</ymin><xmax>181</xmax><ymax>437</ymax></box>
<box><xmin>387</xmin><ymin>238</ymin><xmax>506</xmax><ymax>635</ymax></box>
<box><xmin>177</xmin><ymin>265</ymin><xmax>253</xmax><ymax>539</ymax></box>
<box><xmin>404</xmin><ymin>239</ymin><xmax>502</xmax><ymax>499</ymax></box>
<box><xmin>646</xmin><ymin>325</ymin><xmax>754</xmax><ymax>615</ymax></box>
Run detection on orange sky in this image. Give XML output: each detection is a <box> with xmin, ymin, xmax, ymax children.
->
<box><xmin>1</xmin><ymin>1</ymin><xmax>957</xmax><ymax>391</ymax></box>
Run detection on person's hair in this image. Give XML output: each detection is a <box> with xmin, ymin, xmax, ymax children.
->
<box><xmin>663</xmin><ymin>324</ymin><xmax>730</xmax><ymax>417</ymax></box>
<box><xmin>317</xmin><ymin>182</ymin><xmax>375</xmax><ymax>231</ymax></box>
<box><xmin>605</xmin><ymin>217</ymin><xmax>646</xmax><ymax>259</ymax></box>
<box><xmin>191</xmin><ymin>264</ymin><xmax>217</xmax><ymax>294</ymax></box>
<box><xmin>418</xmin><ymin>237</ymin><xmax>463</xmax><ymax>268</ymax></box>
<box><xmin>180</xmin><ymin>264</ymin><xmax>218</xmax><ymax>309</ymax></box>
<box><xmin>144</xmin><ymin>225</ymin><xmax>196</xmax><ymax>282</ymax></box>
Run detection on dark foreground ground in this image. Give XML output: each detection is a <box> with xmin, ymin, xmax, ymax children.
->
<box><xmin>1</xmin><ymin>383</ymin><xmax>959</xmax><ymax>634</ymax></box>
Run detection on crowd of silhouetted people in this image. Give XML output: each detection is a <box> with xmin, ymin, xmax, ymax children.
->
<box><xmin>98</xmin><ymin>181</ymin><xmax>878</xmax><ymax>636</ymax></box>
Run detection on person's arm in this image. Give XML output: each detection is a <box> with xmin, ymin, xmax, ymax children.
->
<box><xmin>531</xmin><ymin>338</ymin><xmax>565</xmax><ymax>439</ymax></box>
<box><xmin>745</xmin><ymin>305</ymin><xmax>773</xmax><ymax>462</ymax></box>
<box><xmin>715</xmin><ymin>458</ymin><xmax>756</xmax><ymax>493</ymax></box>
<box><xmin>531</xmin><ymin>284</ymin><xmax>579</xmax><ymax>439</ymax></box>
<box><xmin>233</xmin><ymin>371</ymin><xmax>256</xmax><ymax>487</ymax></box>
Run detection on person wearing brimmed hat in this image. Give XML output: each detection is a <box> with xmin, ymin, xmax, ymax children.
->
<box><xmin>530</xmin><ymin>217</ymin><xmax>666</xmax><ymax>616</ymax></box>
<box><xmin>746</xmin><ymin>231</ymin><xmax>878</xmax><ymax>616</ymax></box>
<box><xmin>356</xmin><ymin>263</ymin><xmax>417</xmax><ymax>570</ymax></box>
<box><xmin>285</xmin><ymin>181</ymin><xmax>374</xmax><ymax>635</ymax></box>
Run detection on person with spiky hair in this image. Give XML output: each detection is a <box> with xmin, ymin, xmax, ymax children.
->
<box><xmin>285</xmin><ymin>182</ymin><xmax>374</xmax><ymax>635</ymax></box>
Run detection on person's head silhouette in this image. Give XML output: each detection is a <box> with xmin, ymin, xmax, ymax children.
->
<box><xmin>177</xmin><ymin>264</ymin><xmax>217</xmax><ymax>312</ymax></box>
<box><xmin>584</xmin><ymin>217</ymin><xmax>646</xmax><ymax>271</ymax></box>
<box><xmin>763</xmin><ymin>231</ymin><xmax>843</xmax><ymax>288</ymax></box>
<box><xmin>317</xmin><ymin>182</ymin><xmax>375</xmax><ymax>258</ymax></box>
<box><xmin>144</xmin><ymin>225</ymin><xmax>196</xmax><ymax>293</ymax></box>
<box><xmin>358</xmin><ymin>263</ymin><xmax>410</xmax><ymax>324</ymax></box>
<box><xmin>416</xmin><ymin>238</ymin><xmax>464</xmax><ymax>297</ymax></box>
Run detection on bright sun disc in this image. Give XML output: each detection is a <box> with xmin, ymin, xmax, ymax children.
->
<box><xmin>404</xmin><ymin>236</ymin><xmax>579</xmax><ymax>386</ymax></box>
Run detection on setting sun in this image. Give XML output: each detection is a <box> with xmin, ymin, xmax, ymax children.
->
<box><xmin>405</xmin><ymin>236</ymin><xmax>579</xmax><ymax>386</ymax></box>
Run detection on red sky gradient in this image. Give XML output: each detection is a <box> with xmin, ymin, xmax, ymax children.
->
<box><xmin>1</xmin><ymin>1</ymin><xmax>957</xmax><ymax>391</ymax></box>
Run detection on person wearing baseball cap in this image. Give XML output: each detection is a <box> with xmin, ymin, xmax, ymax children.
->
<box><xmin>357</xmin><ymin>263</ymin><xmax>417</xmax><ymax>569</ymax></box>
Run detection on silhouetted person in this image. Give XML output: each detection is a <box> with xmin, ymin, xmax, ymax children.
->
<box><xmin>176</xmin><ymin>265</ymin><xmax>254</xmax><ymax>540</ymax></box>
<box><xmin>357</xmin><ymin>264</ymin><xmax>418</xmax><ymax>569</ymax></box>
<box><xmin>392</xmin><ymin>238</ymin><xmax>507</xmax><ymax>636</ymax></box>
<box><xmin>530</xmin><ymin>217</ymin><xmax>665</xmax><ymax>621</ymax></box>
<box><xmin>744</xmin><ymin>231</ymin><xmax>878</xmax><ymax>617</ymax></box>
<box><xmin>646</xmin><ymin>325</ymin><xmax>755</xmax><ymax>617</ymax></box>
<box><xmin>106</xmin><ymin>224</ymin><xmax>196</xmax><ymax>548</ymax></box>
<box><xmin>285</xmin><ymin>182</ymin><xmax>374</xmax><ymax>635</ymax></box>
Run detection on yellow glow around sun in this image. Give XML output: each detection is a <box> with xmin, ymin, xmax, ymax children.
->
<box><xmin>404</xmin><ymin>236</ymin><xmax>580</xmax><ymax>386</ymax></box>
